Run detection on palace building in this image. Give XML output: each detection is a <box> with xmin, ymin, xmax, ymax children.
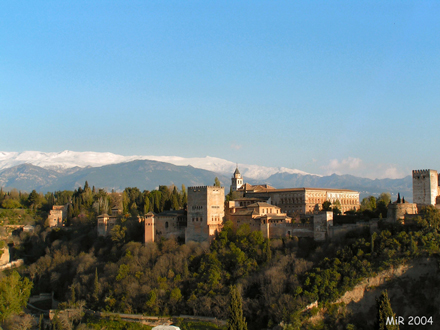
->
<box><xmin>141</xmin><ymin>167</ymin><xmax>361</xmax><ymax>243</ymax></box>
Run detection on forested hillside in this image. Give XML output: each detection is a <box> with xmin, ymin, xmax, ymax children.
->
<box><xmin>1</xmin><ymin>184</ymin><xmax>439</xmax><ymax>329</ymax></box>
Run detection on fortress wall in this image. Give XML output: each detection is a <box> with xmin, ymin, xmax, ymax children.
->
<box><xmin>155</xmin><ymin>215</ymin><xmax>186</xmax><ymax>241</ymax></box>
<box><xmin>387</xmin><ymin>203</ymin><xmax>418</xmax><ymax>222</ymax></box>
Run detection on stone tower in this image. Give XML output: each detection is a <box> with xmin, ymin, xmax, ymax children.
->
<box><xmin>230</xmin><ymin>166</ymin><xmax>243</xmax><ymax>192</ymax></box>
<box><xmin>185</xmin><ymin>186</ymin><xmax>225</xmax><ymax>243</ymax></box>
<box><xmin>412</xmin><ymin>169</ymin><xmax>439</xmax><ymax>206</ymax></box>
<box><xmin>144</xmin><ymin>212</ymin><xmax>155</xmax><ymax>243</ymax></box>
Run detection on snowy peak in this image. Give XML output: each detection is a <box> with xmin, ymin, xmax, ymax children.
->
<box><xmin>0</xmin><ymin>151</ymin><xmax>317</xmax><ymax>180</ymax></box>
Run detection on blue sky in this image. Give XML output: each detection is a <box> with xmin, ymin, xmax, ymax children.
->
<box><xmin>1</xmin><ymin>1</ymin><xmax>439</xmax><ymax>179</ymax></box>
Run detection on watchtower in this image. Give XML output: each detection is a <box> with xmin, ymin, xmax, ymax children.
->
<box><xmin>412</xmin><ymin>169</ymin><xmax>439</xmax><ymax>206</ymax></box>
<box><xmin>144</xmin><ymin>212</ymin><xmax>155</xmax><ymax>243</ymax></box>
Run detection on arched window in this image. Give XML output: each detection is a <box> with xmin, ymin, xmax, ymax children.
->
<box><xmin>165</xmin><ymin>222</ymin><xmax>169</xmax><ymax>229</ymax></box>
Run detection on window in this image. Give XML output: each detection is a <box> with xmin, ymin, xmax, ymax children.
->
<box><xmin>165</xmin><ymin>222</ymin><xmax>169</xmax><ymax>229</ymax></box>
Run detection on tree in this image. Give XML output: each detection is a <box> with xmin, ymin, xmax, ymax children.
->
<box><xmin>371</xmin><ymin>232</ymin><xmax>377</xmax><ymax>254</ymax></box>
<box><xmin>1</xmin><ymin>199</ymin><xmax>21</xmax><ymax>209</ymax></box>
<box><xmin>111</xmin><ymin>225</ymin><xmax>126</xmax><ymax>244</ymax></box>
<box><xmin>214</xmin><ymin>177</ymin><xmax>221</xmax><ymax>187</ymax></box>
<box><xmin>227</xmin><ymin>285</ymin><xmax>247</xmax><ymax>330</ymax></box>
<box><xmin>361</xmin><ymin>196</ymin><xmax>376</xmax><ymax>211</ymax></box>
<box><xmin>332</xmin><ymin>199</ymin><xmax>342</xmax><ymax>215</ymax></box>
<box><xmin>377</xmin><ymin>192</ymin><xmax>391</xmax><ymax>205</ymax></box>
<box><xmin>376</xmin><ymin>193</ymin><xmax>390</xmax><ymax>218</ymax></box>
<box><xmin>264</xmin><ymin>239</ymin><xmax>272</xmax><ymax>263</ymax></box>
<box><xmin>181</xmin><ymin>184</ymin><xmax>187</xmax><ymax>206</ymax></box>
<box><xmin>0</xmin><ymin>271</ymin><xmax>33</xmax><ymax>322</ymax></box>
<box><xmin>322</xmin><ymin>201</ymin><xmax>332</xmax><ymax>211</ymax></box>
<box><xmin>375</xmin><ymin>290</ymin><xmax>399</xmax><ymax>330</ymax></box>
<box><xmin>420</xmin><ymin>205</ymin><xmax>440</xmax><ymax>229</ymax></box>
<box><xmin>143</xmin><ymin>195</ymin><xmax>150</xmax><ymax>215</ymax></box>
<box><xmin>92</xmin><ymin>268</ymin><xmax>100</xmax><ymax>308</ymax></box>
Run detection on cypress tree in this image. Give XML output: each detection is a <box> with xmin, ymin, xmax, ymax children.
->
<box><xmin>38</xmin><ymin>314</ymin><xmax>44</xmax><ymax>330</ymax></box>
<box><xmin>93</xmin><ymin>268</ymin><xmax>100</xmax><ymax>308</ymax></box>
<box><xmin>264</xmin><ymin>239</ymin><xmax>272</xmax><ymax>263</ymax></box>
<box><xmin>371</xmin><ymin>232</ymin><xmax>377</xmax><ymax>254</ymax></box>
<box><xmin>144</xmin><ymin>195</ymin><xmax>150</xmax><ymax>215</ymax></box>
<box><xmin>375</xmin><ymin>290</ymin><xmax>399</xmax><ymax>330</ymax></box>
<box><xmin>227</xmin><ymin>285</ymin><xmax>247</xmax><ymax>330</ymax></box>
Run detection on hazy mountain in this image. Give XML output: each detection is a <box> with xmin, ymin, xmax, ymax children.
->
<box><xmin>0</xmin><ymin>150</ymin><xmax>313</xmax><ymax>180</ymax></box>
<box><xmin>0</xmin><ymin>164</ymin><xmax>62</xmax><ymax>191</ymax></box>
<box><xmin>0</xmin><ymin>160</ymin><xmax>412</xmax><ymax>201</ymax></box>
<box><xmin>0</xmin><ymin>160</ymin><xmax>231</xmax><ymax>193</ymax></box>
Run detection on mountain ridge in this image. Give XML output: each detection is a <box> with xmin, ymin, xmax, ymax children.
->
<box><xmin>0</xmin><ymin>150</ymin><xmax>316</xmax><ymax>180</ymax></box>
<box><xmin>0</xmin><ymin>160</ymin><xmax>412</xmax><ymax>200</ymax></box>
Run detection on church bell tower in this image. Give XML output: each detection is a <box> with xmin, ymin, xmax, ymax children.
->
<box><xmin>231</xmin><ymin>165</ymin><xmax>243</xmax><ymax>192</ymax></box>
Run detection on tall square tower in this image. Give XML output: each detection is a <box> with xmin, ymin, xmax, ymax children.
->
<box><xmin>186</xmin><ymin>186</ymin><xmax>225</xmax><ymax>243</ymax></box>
<box><xmin>412</xmin><ymin>169</ymin><xmax>439</xmax><ymax>206</ymax></box>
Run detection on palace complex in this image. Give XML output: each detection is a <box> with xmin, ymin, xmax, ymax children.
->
<box><xmin>52</xmin><ymin>167</ymin><xmax>440</xmax><ymax>243</ymax></box>
<box><xmin>141</xmin><ymin>167</ymin><xmax>360</xmax><ymax>243</ymax></box>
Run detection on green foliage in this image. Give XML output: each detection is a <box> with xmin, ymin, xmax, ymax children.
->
<box><xmin>16</xmin><ymin>184</ymin><xmax>440</xmax><ymax>330</ymax></box>
<box><xmin>86</xmin><ymin>315</ymin><xmax>152</xmax><ymax>329</ymax></box>
<box><xmin>375</xmin><ymin>290</ymin><xmax>398</xmax><ymax>330</ymax></box>
<box><xmin>214</xmin><ymin>177</ymin><xmax>221</xmax><ymax>187</ymax></box>
<box><xmin>175</xmin><ymin>319</ymin><xmax>226</xmax><ymax>330</ymax></box>
<box><xmin>0</xmin><ymin>271</ymin><xmax>33</xmax><ymax>321</ymax></box>
<box><xmin>322</xmin><ymin>201</ymin><xmax>332</xmax><ymax>211</ymax></box>
<box><xmin>227</xmin><ymin>285</ymin><xmax>247</xmax><ymax>330</ymax></box>
<box><xmin>420</xmin><ymin>205</ymin><xmax>440</xmax><ymax>229</ymax></box>
<box><xmin>1</xmin><ymin>198</ymin><xmax>22</xmax><ymax>209</ymax></box>
<box><xmin>111</xmin><ymin>225</ymin><xmax>126</xmax><ymax>244</ymax></box>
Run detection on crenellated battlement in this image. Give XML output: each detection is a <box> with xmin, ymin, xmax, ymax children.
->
<box><xmin>412</xmin><ymin>169</ymin><xmax>439</xmax><ymax>206</ymax></box>
<box><xmin>189</xmin><ymin>185</ymin><xmax>223</xmax><ymax>191</ymax></box>
<box><xmin>412</xmin><ymin>169</ymin><xmax>437</xmax><ymax>177</ymax></box>
<box><xmin>189</xmin><ymin>186</ymin><xmax>208</xmax><ymax>191</ymax></box>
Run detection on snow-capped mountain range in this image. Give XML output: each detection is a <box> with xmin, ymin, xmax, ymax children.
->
<box><xmin>0</xmin><ymin>151</ymin><xmax>412</xmax><ymax>199</ymax></box>
<box><xmin>0</xmin><ymin>150</ymin><xmax>315</xmax><ymax>180</ymax></box>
